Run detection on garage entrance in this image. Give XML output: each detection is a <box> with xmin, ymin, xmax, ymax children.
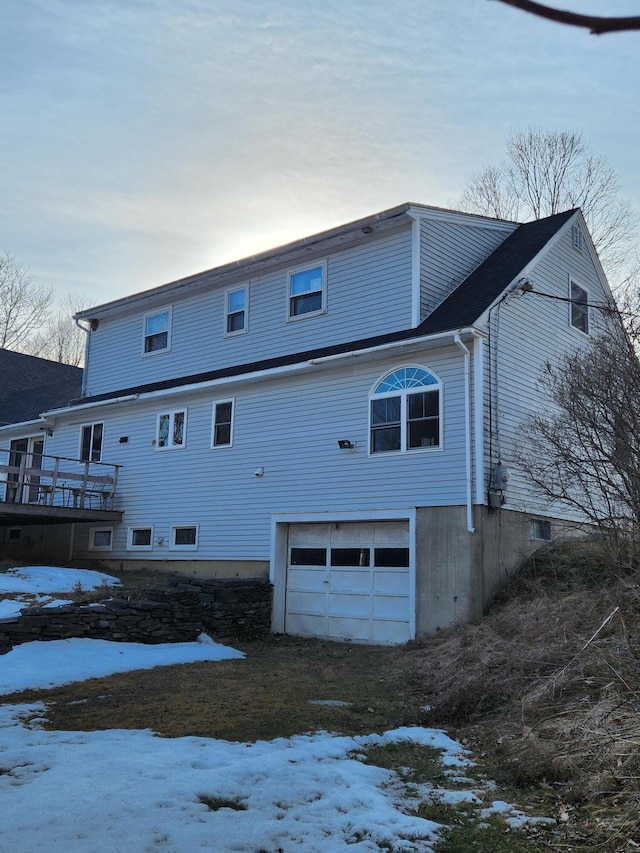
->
<box><xmin>284</xmin><ymin>520</ymin><xmax>411</xmax><ymax>644</ymax></box>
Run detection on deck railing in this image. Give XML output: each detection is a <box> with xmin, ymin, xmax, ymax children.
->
<box><xmin>0</xmin><ymin>447</ymin><xmax>121</xmax><ymax>511</ymax></box>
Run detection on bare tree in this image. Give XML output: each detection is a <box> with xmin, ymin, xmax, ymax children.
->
<box><xmin>27</xmin><ymin>293</ymin><xmax>89</xmax><ymax>367</ymax></box>
<box><xmin>459</xmin><ymin>128</ymin><xmax>638</xmax><ymax>280</ymax></box>
<box><xmin>522</xmin><ymin>310</ymin><xmax>640</xmax><ymax>551</ymax></box>
<box><xmin>0</xmin><ymin>253</ymin><xmax>52</xmax><ymax>351</ymax></box>
<box><xmin>493</xmin><ymin>0</ymin><xmax>640</xmax><ymax>36</ymax></box>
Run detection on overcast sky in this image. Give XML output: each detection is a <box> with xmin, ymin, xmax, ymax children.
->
<box><xmin>1</xmin><ymin>0</ymin><xmax>638</xmax><ymax>306</ymax></box>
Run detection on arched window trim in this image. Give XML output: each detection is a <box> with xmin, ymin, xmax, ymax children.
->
<box><xmin>368</xmin><ymin>365</ymin><xmax>443</xmax><ymax>455</ymax></box>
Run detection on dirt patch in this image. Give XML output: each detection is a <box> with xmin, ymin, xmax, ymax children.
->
<box><xmin>9</xmin><ymin>635</ymin><xmax>420</xmax><ymax>741</ymax></box>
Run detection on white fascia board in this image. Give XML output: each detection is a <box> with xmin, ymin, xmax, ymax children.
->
<box><xmin>41</xmin><ymin>328</ymin><xmax>485</xmax><ymax>417</ymax></box>
<box><xmin>0</xmin><ymin>418</ymin><xmax>46</xmax><ymax>436</ymax></box>
<box><xmin>406</xmin><ymin>204</ymin><xmax>518</xmax><ymax>232</ymax></box>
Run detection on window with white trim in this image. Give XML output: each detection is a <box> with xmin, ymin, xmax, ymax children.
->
<box><xmin>370</xmin><ymin>366</ymin><xmax>441</xmax><ymax>454</ymax></box>
<box><xmin>170</xmin><ymin>524</ymin><xmax>198</xmax><ymax>550</ymax></box>
<box><xmin>89</xmin><ymin>527</ymin><xmax>113</xmax><ymax>551</ymax></box>
<box><xmin>156</xmin><ymin>410</ymin><xmax>186</xmax><ymax>449</ymax></box>
<box><xmin>143</xmin><ymin>308</ymin><xmax>172</xmax><ymax>354</ymax></box>
<box><xmin>80</xmin><ymin>422</ymin><xmax>104</xmax><ymax>462</ymax></box>
<box><xmin>570</xmin><ymin>280</ymin><xmax>589</xmax><ymax>334</ymax></box>
<box><xmin>225</xmin><ymin>287</ymin><xmax>247</xmax><ymax>335</ymax></box>
<box><xmin>288</xmin><ymin>264</ymin><xmax>325</xmax><ymax>319</ymax></box>
<box><xmin>127</xmin><ymin>527</ymin><xmax>153</xmax><ymax>550</ymax></box>
<box><xmin>212</xmin><ymin>400</ymin><xmax>234</xmax><ymax>447</ymax></box>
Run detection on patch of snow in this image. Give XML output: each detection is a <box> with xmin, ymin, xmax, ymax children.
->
<box><xmin>0</xmin><ymin>704</ymin><xmax>442</xmax><ymax>853</ymax></box>
<box><xmin>0</xmin><ymin>637</ymin><xmax>244</xmax><ymax>695</ymax></box>
<box><xmin>0</xmin><ymin>565</ymin><xmax>120</xmax><ymax>594</ymax></box>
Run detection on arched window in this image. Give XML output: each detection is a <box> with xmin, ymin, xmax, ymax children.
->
<box><xmin>369</xmin><ymin>366</ymin><xmax>441</xmax><ymax>454</ymax></box>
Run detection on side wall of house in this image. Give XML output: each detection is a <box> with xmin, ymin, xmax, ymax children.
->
<box><xmin>483</xmin><ymin>221</ymin><xmax>612</xmax><ymax>518</ymax></box>
<box><xmin>49</xmin><ymin>343</ymin><xmax>471</xmax><ymax>566</ymax></box>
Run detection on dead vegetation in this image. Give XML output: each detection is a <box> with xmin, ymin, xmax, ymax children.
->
<box><xmin>402</xmin><ymin>539</ymin><xmax>640</xmax><ymax>846</ymax></box>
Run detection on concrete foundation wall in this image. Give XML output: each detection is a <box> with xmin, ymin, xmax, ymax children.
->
<box><xmin>415</xmin><ymin>505</ymin><xmax>574</xmax><ymax>635</ymax></box>
<box><xmin>94</xmin><ymin>558</ymin><xmax>270</xmax><ymax>580</ymax></box>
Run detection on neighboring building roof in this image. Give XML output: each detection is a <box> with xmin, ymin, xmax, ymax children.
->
<box><xmin>0</xmin><ymin>349</ymin><xmax>83</xmax><ymax>426</ymax></box>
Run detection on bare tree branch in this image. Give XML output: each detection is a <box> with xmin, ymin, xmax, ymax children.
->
<box><xmin>0</xmin><ymin>253</ymin><xmax>52</xmax><ymax>351</ymax></box>
<box><xmin>493</xmin><ymin>0</ymin><xmax>640</xmax><ymax>35</ymax></box>
<box><xmin>458</xmin><ymin>128</ymin><xmax>639</xmax><ymax>287</ymax></box>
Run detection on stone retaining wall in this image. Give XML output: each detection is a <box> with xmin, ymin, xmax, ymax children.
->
<box><xmin>0</xmin><ymin>579</ymin><xmax>272</xmax><ymax>654</ymax></box>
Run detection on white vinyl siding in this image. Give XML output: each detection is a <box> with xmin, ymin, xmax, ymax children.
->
<box><xmin>419</xmin><ymin>219</ymin><xmax>515</xmax><ymax>319</ymax></box>
<box><xmin>82</xmin><ymin>228</ymin><xmax>414</xmax><ymax>398</ymax></box>
<box><xmin>60</xmin><ymin>345</ymin><xmax>468</xmax><ymax>563</ymax></box>
<box><xmin>480</xmin><ymin>222</ymin><xmax>610</xmax><ymax>517</ymax></box>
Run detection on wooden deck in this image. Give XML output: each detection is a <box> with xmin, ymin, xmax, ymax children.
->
<box><xmin>0</xmin><ymin>448</ymin><xmax>122</xmax><ymax>525</ymax></box>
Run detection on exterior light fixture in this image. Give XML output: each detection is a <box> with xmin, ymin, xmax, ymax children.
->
<box><xmin>338</xmin><ymin>439</ymin><xmax>355</xmax><ymax>450</ymax></box>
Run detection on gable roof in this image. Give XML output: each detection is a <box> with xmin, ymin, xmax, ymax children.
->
<box><xmin>418</xmin><ymin>208</ymin><xmax>578</xmax><ymax>335</ymax></box>
<box><xmin>0</xmin><ymin>350</ymin><xmax>83</xmax><ymax>426</ymax></box>
<box><xmin>63</xmin><ymin>208</ymin><xmax>578</xmax><ymax>408</ymax></box>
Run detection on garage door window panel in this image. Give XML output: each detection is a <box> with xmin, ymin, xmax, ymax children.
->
<box><xmin>330</xmin><ymin>547</ymin><xmax>371</xmax><ymax>567</ymax></box>
<box><xmin>290</xmin><ymin>547</ymin><xmax>327</xmax><ymax>566</ymax></box>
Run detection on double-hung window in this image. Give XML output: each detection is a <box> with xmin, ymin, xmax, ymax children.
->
<box><xmin>212</xmin><ymin>400</ymin><xmax>234</xmax><ymax>447</ymax></box>
<box><xmin>80</xmin><ymin>423</ymin><xmax>104</xmax><ymax>462</ymax></box>
<box><xmin>288</xmin><ymin>264</ymin><xmax>325</xmax><ymax>319</ymax></box>
<box><xmin>144</xmin><ymin>308</ymin><xmax>171</xmax><ymax>354</ymax></box>
<box><xmin>570</xmin><ymin>280</ymin><xmax>589</xmax><ymax>335</ymax></box>
<box><xmin>225</xmin><ymin>287</ymin><xmax>247</xmax><ymax>335</ymax></box>
<box><xmin>157</xmin><ymin>409</ymin><xmax>186</xmax><ymax>449</ymax></box>
<box><xmin>370</xmin><ymin>367</ymin><xmax>441</xmax><ymax>454</ymax></box>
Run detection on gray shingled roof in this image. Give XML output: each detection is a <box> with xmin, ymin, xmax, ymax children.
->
<box><xmin>0</xmin><ymin>350</ymin><xmax>82</xmax><ymax>426</ymax></box>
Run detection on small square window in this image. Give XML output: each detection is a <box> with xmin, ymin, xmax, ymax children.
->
<box><xmin>89</xmin><ymin>527</ymin><xmax>113</xmax><ymax>551</ymax></box>
<box><xmin>144</xmin><ymin>308</ymin><xmax>171</xmax><ymax>354</ymax></box>
<box><xmin>6</xmin><ymin>527</ymin><xmax>22</xmax><ymax>542</ymax></box>
<box><xmin>156</xmin><ymin>410</ymin><xmax>186</xmax><ymax>449</ymax></box>
<box><xmin>225</xmin><ymin>287</ymin><xmax>247</xmax><ymax>335</ymax></box>
<box><xmin>288</xmin><ymin>264</ymin><xmax>325</xmax><ymax>319</ymax></box>
<box><xmin>171</xmin><ymin>525</ymin><xmax>199</xmax><ymax>550</ymax></box>
<box><xmin>212</xmin><ymin>400</ymin><xmax>233</xmax><ymax>447</ymax></box>
<box><xmin>530</xmin><ymin>519</ymin><xmax>552</xmax><ymax>541</ymax></box>
<box><xmin>128</xmin><ymin>527</ymin><xmax>153</xmax><ymax>550</ymax></box>
<box><xmin>570</xmin><ymin>280</ymin><xmax>589</xmax><ymax>334</ymax></box>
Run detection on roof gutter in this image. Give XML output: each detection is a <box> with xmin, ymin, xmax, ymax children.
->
<box><xmin>40</xmin><ymin>328</ymin><xmax>484</xmax><ymax>417</ymax></box>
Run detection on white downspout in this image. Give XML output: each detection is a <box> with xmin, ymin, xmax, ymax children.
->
<box><xmin>454</xmin><ymin>335</ymin><xmax>475</xmax><ymax>533</ymax></box>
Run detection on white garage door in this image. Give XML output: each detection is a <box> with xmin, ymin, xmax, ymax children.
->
<box><xmin>285</xmin><ymin>521</ymin><xmax>411</xmax><ymax>644</ymax></box>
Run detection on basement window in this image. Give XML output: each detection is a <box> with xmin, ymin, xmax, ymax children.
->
<box><xmin>530</xmin><ymin>519</ymin><xmax>552</xmax><ymax>542</ymax></box>
<box><xmin>5</xmin><ymin>527</ymin><xmax>22</xmax><ymax>543</ymax></box>
<box><xmin>128</xmin><ymin>527</ymin><xmax>153</xmax><ymax>550</ymax></box>
<box><xmin>89</xmin><ymin>527</ymin><xmax>113</xmax><ymax>551</ymax></box>
<box><xmin>171</xmin><ymin>524</ymin><xmax>198</xmax><ymax>550</ymax></box>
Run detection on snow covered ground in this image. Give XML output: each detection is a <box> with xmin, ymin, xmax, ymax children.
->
<box><xmin>0</xmin><ymin>566</ymin><xmax>549</xmax><ymax>852</ymax></box>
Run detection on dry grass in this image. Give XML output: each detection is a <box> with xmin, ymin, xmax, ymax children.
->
<box><xmin>7</xmin><ymin>635</ymin><xmax>415</xmax><ymax>742</ymax></box>
<box><xmin>400</xmin><ymin>539</ymin><xmax>640</xmax><ymax>847</ymax></box>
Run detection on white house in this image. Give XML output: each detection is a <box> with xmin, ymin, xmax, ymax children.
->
<box><xmin>0</xmin><ymin>202</ymin><xmax>612</xmax><ymax>643</ymax></box>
